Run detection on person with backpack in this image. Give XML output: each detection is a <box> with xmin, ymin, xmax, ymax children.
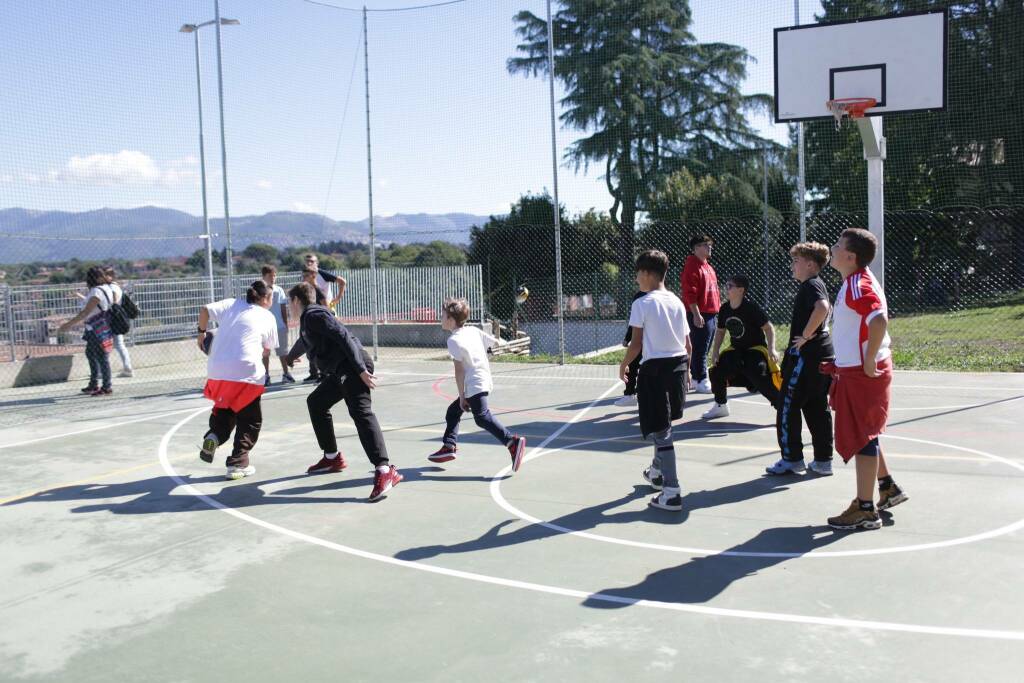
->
<box><xmin>104</xmin><ymin>267</ymin><xmax>135</xmax><ymax>378</ymax></box>
<box><xmin>57</xmin><ymin>266</ymin><xmax>116</xmax><ymax>396</ymax></box>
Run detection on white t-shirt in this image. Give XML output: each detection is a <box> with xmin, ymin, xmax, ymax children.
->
<box><xmin>447</xmin><ymin>326</ymin><xmax>500</xmax><ymax>397</ymax></box>
<box><xmin>628</xmin><ymin>288</ymin><xmax>690</xmax><ymax>362</ymax></box>
<box><xmin>84</xmin><ymin>284</ymin><xmax>114</xmax><ymax>330</ymax></box>
<box><xmin>205</xmin><ymin>298</ymin><xmax>279</xmax><ymax>384</ymax></box>
<box><xmin>269</xmin><ymin>284</ymin><xmax>288</xmax><ymax>328</ymax></box>
<box><xmin>832</xmin><ymin>267</ymin><xmax>892</xmax><ymax>368</ymax></box>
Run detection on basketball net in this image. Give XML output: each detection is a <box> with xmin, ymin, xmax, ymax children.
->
<box><xmin>826</xmin><ymin>97</ymin><xmax>878</xmax><ymax>131</ymax></box>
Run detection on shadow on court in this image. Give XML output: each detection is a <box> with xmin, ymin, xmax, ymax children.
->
<box><xmin>1</xmin><ymin>466</ymin><xmax>507</xmax><ymax>514</ymax></box>
<box><xmin>582</xmin><ymin>524</ymin><xmax>846</xmax><ymax>608</ymax></box>
<box><xmin>394</xmin><ymin>474</ymin><xmax>817</xmax><ymax>562</ymax></box>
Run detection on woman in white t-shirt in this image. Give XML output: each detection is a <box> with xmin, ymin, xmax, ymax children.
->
<box><xmin>57</xmin><ymin>266</ymin><xmax>115</xmax><ymax>396</ymax></box>
<box><xmin>195</xmin><ymin>280</ymin><xmax>279</xmax><ymax>480</ymax></box>
<box><xmin>104</xmin><ymin>267</ymin><xmax>134</xmax><ymax>378</ymax></box>
<box><xmin>426</xmin><ymin>298</ymin><xmax>527</xmax><ymax>472</ymax></box>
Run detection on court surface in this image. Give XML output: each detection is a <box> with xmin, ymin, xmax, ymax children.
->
<box><xmin>2</xmin><ymin>360</ymin><xmax>1023</xmax><ymax>682</ymax></box>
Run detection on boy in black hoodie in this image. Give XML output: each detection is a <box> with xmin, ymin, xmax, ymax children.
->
<box><xmin>284</xmin><ymin>282</ymin><xmax>401</xmax><ymax>502</ymax></box>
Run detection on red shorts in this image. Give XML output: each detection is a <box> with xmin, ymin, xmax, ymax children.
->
<box><xmin>822</xmin><ymin>358</ymin><xmax>892</xmax><ymax>463</ymax></box>
<box><xmin>203</xmin><ymin>379</ymin><xmax>265</xmax><ymax>412</ymax></box>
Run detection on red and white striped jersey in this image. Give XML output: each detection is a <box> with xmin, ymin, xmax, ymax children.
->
<box><xmin>832</xmin><ymin>267</ymin><xmax>891</xmax><ymax>368</ymax></box>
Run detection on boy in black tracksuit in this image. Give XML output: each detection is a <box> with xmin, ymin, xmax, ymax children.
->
<box><xmin>615</xmin><ymin>291</ymin><xmax>646</xmax><ymax>407</ymax></box>
<box><xmin>767</xmin><ymin>242</ymin><xmax>836</xmax><ymax>476</ymax></box>
<box><xmin>284</xmin><ymin>282</ymin><xmax>401</xmax><ymax>502</ymax></box>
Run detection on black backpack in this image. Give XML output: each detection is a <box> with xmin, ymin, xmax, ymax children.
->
<box><xmin>102</xmin><ymin>286</ymin><xmax>132</xmax><ymax>335</ymax></box>
<box><xmin>120</xmin><ymin>291</ymin><xmax>140</xmax><ymax>319</ymax></box>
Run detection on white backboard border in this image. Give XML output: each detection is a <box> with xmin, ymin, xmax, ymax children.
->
<box><xmin>774</xmin><ymin>9</ymin><xmax>948</xmax><ymax>123</ymax></box>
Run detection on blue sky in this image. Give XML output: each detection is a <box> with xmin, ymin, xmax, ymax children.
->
<box><xmin>0</xmin><ymin>0</ymin><xmax>822</xmax><ymax>222</ymax></box>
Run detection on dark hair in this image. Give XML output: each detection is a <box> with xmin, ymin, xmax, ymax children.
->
<box><xmin>301</xmin><ymin>267</ymin><xmax>317</xmax><ymax>277</ymax></box>
<box><xmin>85</xmin><ymin>266</ymin><xmax>106</xmax><ymax>289</ymax></box>
<box><xmin>103</xmin><ymin>266</ymin><xmax>116</xmax><ymax>282</ymax></box>
<box><xmin>728</xmin><ymin>274</ymin><xmax>751</xmax><ymax>292</ymax></box>
<box><xmin>689</xmin><ymin>234</ymin><xmax>714</xmax><ymax>249</ymax></box>
<box><xmin>442</xmin><ymin>297</ymin><xmax>470</xmax><ymax>326</ymax></box>
<box><xmin>288</xmin><ymin>282</ymin><xmax>316</xmax><ymax>306</ymax></box>
<box><xmin>261</xmin><ymin>264</ymin><xmax>277</xmax><ymax>276</ymax></box>
<box><xmin>635</xmin><ymin>249</ymin><xmax>669</xmax><ymax>280</ymax></box>
<box><xmin>840</xmin><ymin>228</ymin><xmax>877</xmax><ymax>269</ymax></box>
<box><xmin>245</xmin><ymin>280</ymin><xmax>270</xmax><ymax>304</ymax></box>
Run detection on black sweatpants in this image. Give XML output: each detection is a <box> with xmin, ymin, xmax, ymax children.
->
<box><xmin>623</xmin><ymin>354</ymin><xmax>642</xmax><ymax>396</ymax></box>
<box><xmin>208</xmin><ymin>396</ymin><xmax>262</xmax><ymax>468</ymax></box>
<box><xmin>775</xmin><ymin>348</ymin><xmax>833</xmax><ymax>462</ymax></box>
<box><xmin>306</xmin><ymin>370</ymin><xmax>389</xmax><ymax>467</ymax></box>
<box><xmin>709</xmin><ymin>348</ymin><xmax>780</xmax><ymax>407</ymax></box>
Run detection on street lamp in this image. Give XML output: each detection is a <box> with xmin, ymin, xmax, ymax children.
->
<box><xmin>180</xmin><ymin>15</ymin><xmax>239</xmax><ymax>295</ymax></box>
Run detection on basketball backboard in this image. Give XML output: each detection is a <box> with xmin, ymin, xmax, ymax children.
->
<box><xmin>774</xmin><ymin>9</ymin><xmax>947</xmax><ymax>123</ymax></box>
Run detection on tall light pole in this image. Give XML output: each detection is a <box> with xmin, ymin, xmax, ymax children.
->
<box><xmin>363</xmin><ymin>6</ymin><xmax>380</xmax><ymax>360</ymax></box>
<box><xmin>213</xmin><ymin>0</ymin><xmax>237</xmax><ymax>285</ymax></box>
<box><xmin>545</xmin><ymin>0</ymin><xmax>566</xmax><ymax>364</ymax></box>
<box><xmin>180</xmin><ymin>16</ymin><xmax>239</xmax><ymax>300</ymax></box>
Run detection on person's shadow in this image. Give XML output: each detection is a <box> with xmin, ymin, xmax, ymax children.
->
<box><xmin>3</xmin><ymin>467</ymin><xmax>502</xmax><ymax>514</ymax></box>
<box><xmin>582</xmin><ymin>524</ymin><xmax>847</xmax><ymax>609</ymax></box>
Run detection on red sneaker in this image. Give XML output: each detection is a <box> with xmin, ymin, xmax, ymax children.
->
<box><xmin>307</xmin><ymin>453</ymin><xmax>347</xmax><ymax>475</ymax></box>
<box><xmin>369</xmin><ymin>465</ymin><xmax>402</xmax><ymax>502</ymax></box>
<box><xmin>427</xmin><ymin>445</ymin><xmax>457</xmax><ymax>463</ymax></box>
<box><xmin>508</xmin><ymin>435</ymin><xmax>527</xmax><ymax>473</ymax></box>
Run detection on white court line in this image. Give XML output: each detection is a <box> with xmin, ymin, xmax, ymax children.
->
<box><xmin>158</xmin><ymin>405</ymin><xmax>1024</xmax><ymax>641</ymax></box>
<box><xmin>490</xmin><ymin>426</ymin><xmax>1024</xmax><ymax>558</ymax></box>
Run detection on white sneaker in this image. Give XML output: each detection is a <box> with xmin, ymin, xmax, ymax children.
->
<box><xmin>701</xmin><ymin>403</ymin><xmax>730</xmax><ymax>420</ymax></box>
<box><xmin>118</xmin><ymin>369</ymin><xmax>134</xmax><ymax>378</ymax></box>
<box><xmin>225</xmin><ymin>465</ymin><xmax>256</xmax><ymax>480</ymax></box>
<box><xmin>695</xmin><ymin>378</ymin><xmax>713</xmax><ymax>394</ymax></box>
<box><xmin>807</xmin><ymin>460</ymin><xmax>834</xmax><ymax>476</ymax></box>
<box><xmin>649</xmin><ymin>487</ymin><xmax>683</xmax><ymax>511</ymax></box>
<box><xmin>765</xmin><ymin>458</ymin><xmax>806</xmax><ymax>475</ymax></box>
<box><xmin>614</xmin><ymin>395</ymin><xmax>638</xmax><ymax>407</ymax></box>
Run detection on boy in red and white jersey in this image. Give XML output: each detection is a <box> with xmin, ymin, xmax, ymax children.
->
<box><xmin>824</xmin><ymin>229</ymin><xmax>908</xmax><ymax>530</ymax></box>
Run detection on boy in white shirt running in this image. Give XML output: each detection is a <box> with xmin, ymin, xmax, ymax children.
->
<box><xmin>428</xmin><ymin>298</ymin><xmax>527</xmax><ymax>472</ymax></box>
<box><xmin>619</xmin><ymin>250</ymin><xmax>692</xmax><ymax>511</ymax></box>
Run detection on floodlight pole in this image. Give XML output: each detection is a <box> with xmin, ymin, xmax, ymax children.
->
<box><xmin>795</xmin><ymin>0</ymin><xmax>806</xmax><ymax>241</ymax></box>
<box><xmin>762</xmin><ymin>148</ymin><xmax>771</xmax><ymax>310</ymax></box>
<box><xmin>856</xmin><ymin>116</ymin><xmax>886</xmax><ymax>288</ymax></box>
<box><xmin>363</xmin><ymin>6</ymin><xmax>380</xmax><ymax>360</ymax></box>
<box><xmin>213</xmin><ymin>0</ymin><xmax>234</xmax><ymax>285</ymax></box>
<box><xmin>189</xmin><ymin>29</ymin><xmax>216</xmax><ymax>304</ymax></box>
<box><xmin>545</xmin><ymin>0</ymin><xmax>566</xmax><ymax>364</ymax></box>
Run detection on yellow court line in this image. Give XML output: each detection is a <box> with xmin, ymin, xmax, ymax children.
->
<box><xmin>1</xmin><ymin>419</ymin><xmax>993</xmax><ymax>506</ymax></box>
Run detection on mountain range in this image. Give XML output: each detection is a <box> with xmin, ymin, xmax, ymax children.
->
<box><xmin>0</xmin><ymin>207</ymin><xmax>491</xmax><ymax>263</ymax></box>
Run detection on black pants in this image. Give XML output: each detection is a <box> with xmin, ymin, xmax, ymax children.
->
<box><xmin>623</xmin><ymin>354</ymin><xmax>642</xmax><ymax>396</ymax></box>
<box><xmin>208</xmin><ymin>395</ymin><xmax>262</xmax><ymax>468</ymax></box>
<box><xmin>442</xmin><ymin>392</ymin><xmax>512</xmax><ymax>447</ymax></box>
<box><xmin>710</xmin><ymin>348</ymin><xmax>780</xmax><ymax>406</ymax></box>
<box><xmin>687</xmin><ymin>311</ymin><xmax>716</xmax><ymax>381</ymax></box>
<box><xmin>84</xmin><ymin>330</ymin><xmax>112</xmax><ymax>390</ymax></box>
<box><xmin>776</xmin><ymin>348</ymin><xmax>833</xmax><ymax>462</ymax></box>
<box><xmin>306</xmin><ymin>371</ymin><xmax>389</xmax><ymax>467</ymax></box>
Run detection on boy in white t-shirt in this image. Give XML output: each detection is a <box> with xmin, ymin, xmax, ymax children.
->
<box><xmin>428</xmin><ymin>298</ymin><xmax>527</xmax><ymax>472</ymax></box>
<box><xmin>619</xmin><ymin>250</ymin><xmax>692</xmax><ymax>511</ymax></box>
<box><xmin>196</xmin><ymin>281</ymin><xmax>278</xmax><ymax>480</ymax></box>
<box><xmin>260</xmin><ymin>265</ymin><xmax>295</xmax><ymax>385</ymax></box>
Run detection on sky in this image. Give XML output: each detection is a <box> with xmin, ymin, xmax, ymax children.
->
<box><xmin>0</xmin><ymin>0</ymin><xmax>823</xmax><ymax>222</ymax></box>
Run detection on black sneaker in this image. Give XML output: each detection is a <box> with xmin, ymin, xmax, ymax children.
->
<box><xmin>642</xmin><ymin>467</ymin><xmax>664</xmax><ymax>490</ymax></box>
<box><xmin>649</xmin><ymin>488</ymin><xmax>683</xmax><ymax>511</ymax></box>
<box><xmin>264</xmin><ymin>374</ymin><xmax>271</xmax><ymax>387</ymax></box>
<box><xmin>304</xmin><ymin>374</ymin><xmax>321</xmax><ymax>384</ymax></box>
<box><xmin>81</xmin><ymin>386</ymin><xmax>98</xmax><ymax>393</ymax></box>
<box><xmin>199</xmin><ymin>432</ymin><xmax>219</xmax><ymax>464</ymax></box>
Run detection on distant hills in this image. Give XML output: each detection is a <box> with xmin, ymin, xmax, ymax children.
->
<box><xmin>0</xmin><ymin>207</ymin><xmax>491</xmax><ymax>263</ymax></box>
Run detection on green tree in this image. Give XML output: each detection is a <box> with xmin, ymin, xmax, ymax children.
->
<box><xmin>509</xmin><ymin>0</ymin><xmax>771</xmax><ymax>267</ymax></box>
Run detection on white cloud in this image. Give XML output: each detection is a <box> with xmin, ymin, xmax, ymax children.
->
<box><xmin>292</xmin><ymin>201</ymin><xmax>317</xmax><ymax>213</ymax></box>
<box><xmin>56</xmin><ymin>150</ymin><xmax>198</xmax><ymax>187</ymax></box>
<box><xmin>256</xmin><ymin>179</ymin><xmax>273</xmax><ymax>190</ymax></box>
<box><xmin>0</xmin><ymin>173</ymin><xmax>13</xmax><ymax>184</ymax></box>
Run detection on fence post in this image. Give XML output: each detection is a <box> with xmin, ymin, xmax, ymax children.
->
<box><xmin>4</xmin><ymin>285</ymin><xmax>15</xmax><ymax>362</ymax></box>
<box><xmin>762</xmin><ymin>148</ymin><xmax>771</xmax><ymax>310</ymax></box>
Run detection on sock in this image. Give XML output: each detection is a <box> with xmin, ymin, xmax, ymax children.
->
<box><xmin>376</xmin><ymin>464</ymin><xmax>391</xmax><ymax>473</ymax></box>
<box><xmin>324</xmin><ymin>451</ymin><xmax>339</xmax><ymax>460</ymax></box>
<box><xmin>858</xmin><ymin>498</ymin><xmax>875</xmax><ymax>511</ymax></box>
<box><xmin>878</xmin><ymin>475</ymin><xmax>894</xmax><ymax>488</ymax></box>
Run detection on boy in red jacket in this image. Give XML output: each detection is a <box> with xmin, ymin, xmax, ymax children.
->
<box><xmin>679</xmin><ymin>234</ymin><xmax>720</xmax><ymax>393</ymax></box>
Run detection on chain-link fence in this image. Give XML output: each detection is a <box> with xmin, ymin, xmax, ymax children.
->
<box><xmin>2</xmin><ymin>0</ymin><xmax>1023</xmax><ymax>417</ymax></box>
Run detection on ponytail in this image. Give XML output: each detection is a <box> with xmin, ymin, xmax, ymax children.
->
<box><xmin>246</xmin><ymin>280</ymin><xmax>270</xmax><ymax>304</ymax></box>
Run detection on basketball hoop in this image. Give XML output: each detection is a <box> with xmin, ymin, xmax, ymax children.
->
<box><xmin>826</xmin><ymin>97</ymin><xmax>877</xmax><ymax>130</ymax></box>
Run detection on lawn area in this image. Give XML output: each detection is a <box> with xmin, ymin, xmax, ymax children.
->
<box><xmin>494</xmin><ymin>292</ymin><xmax>1024</xmax><ymax>372</ymax></box>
